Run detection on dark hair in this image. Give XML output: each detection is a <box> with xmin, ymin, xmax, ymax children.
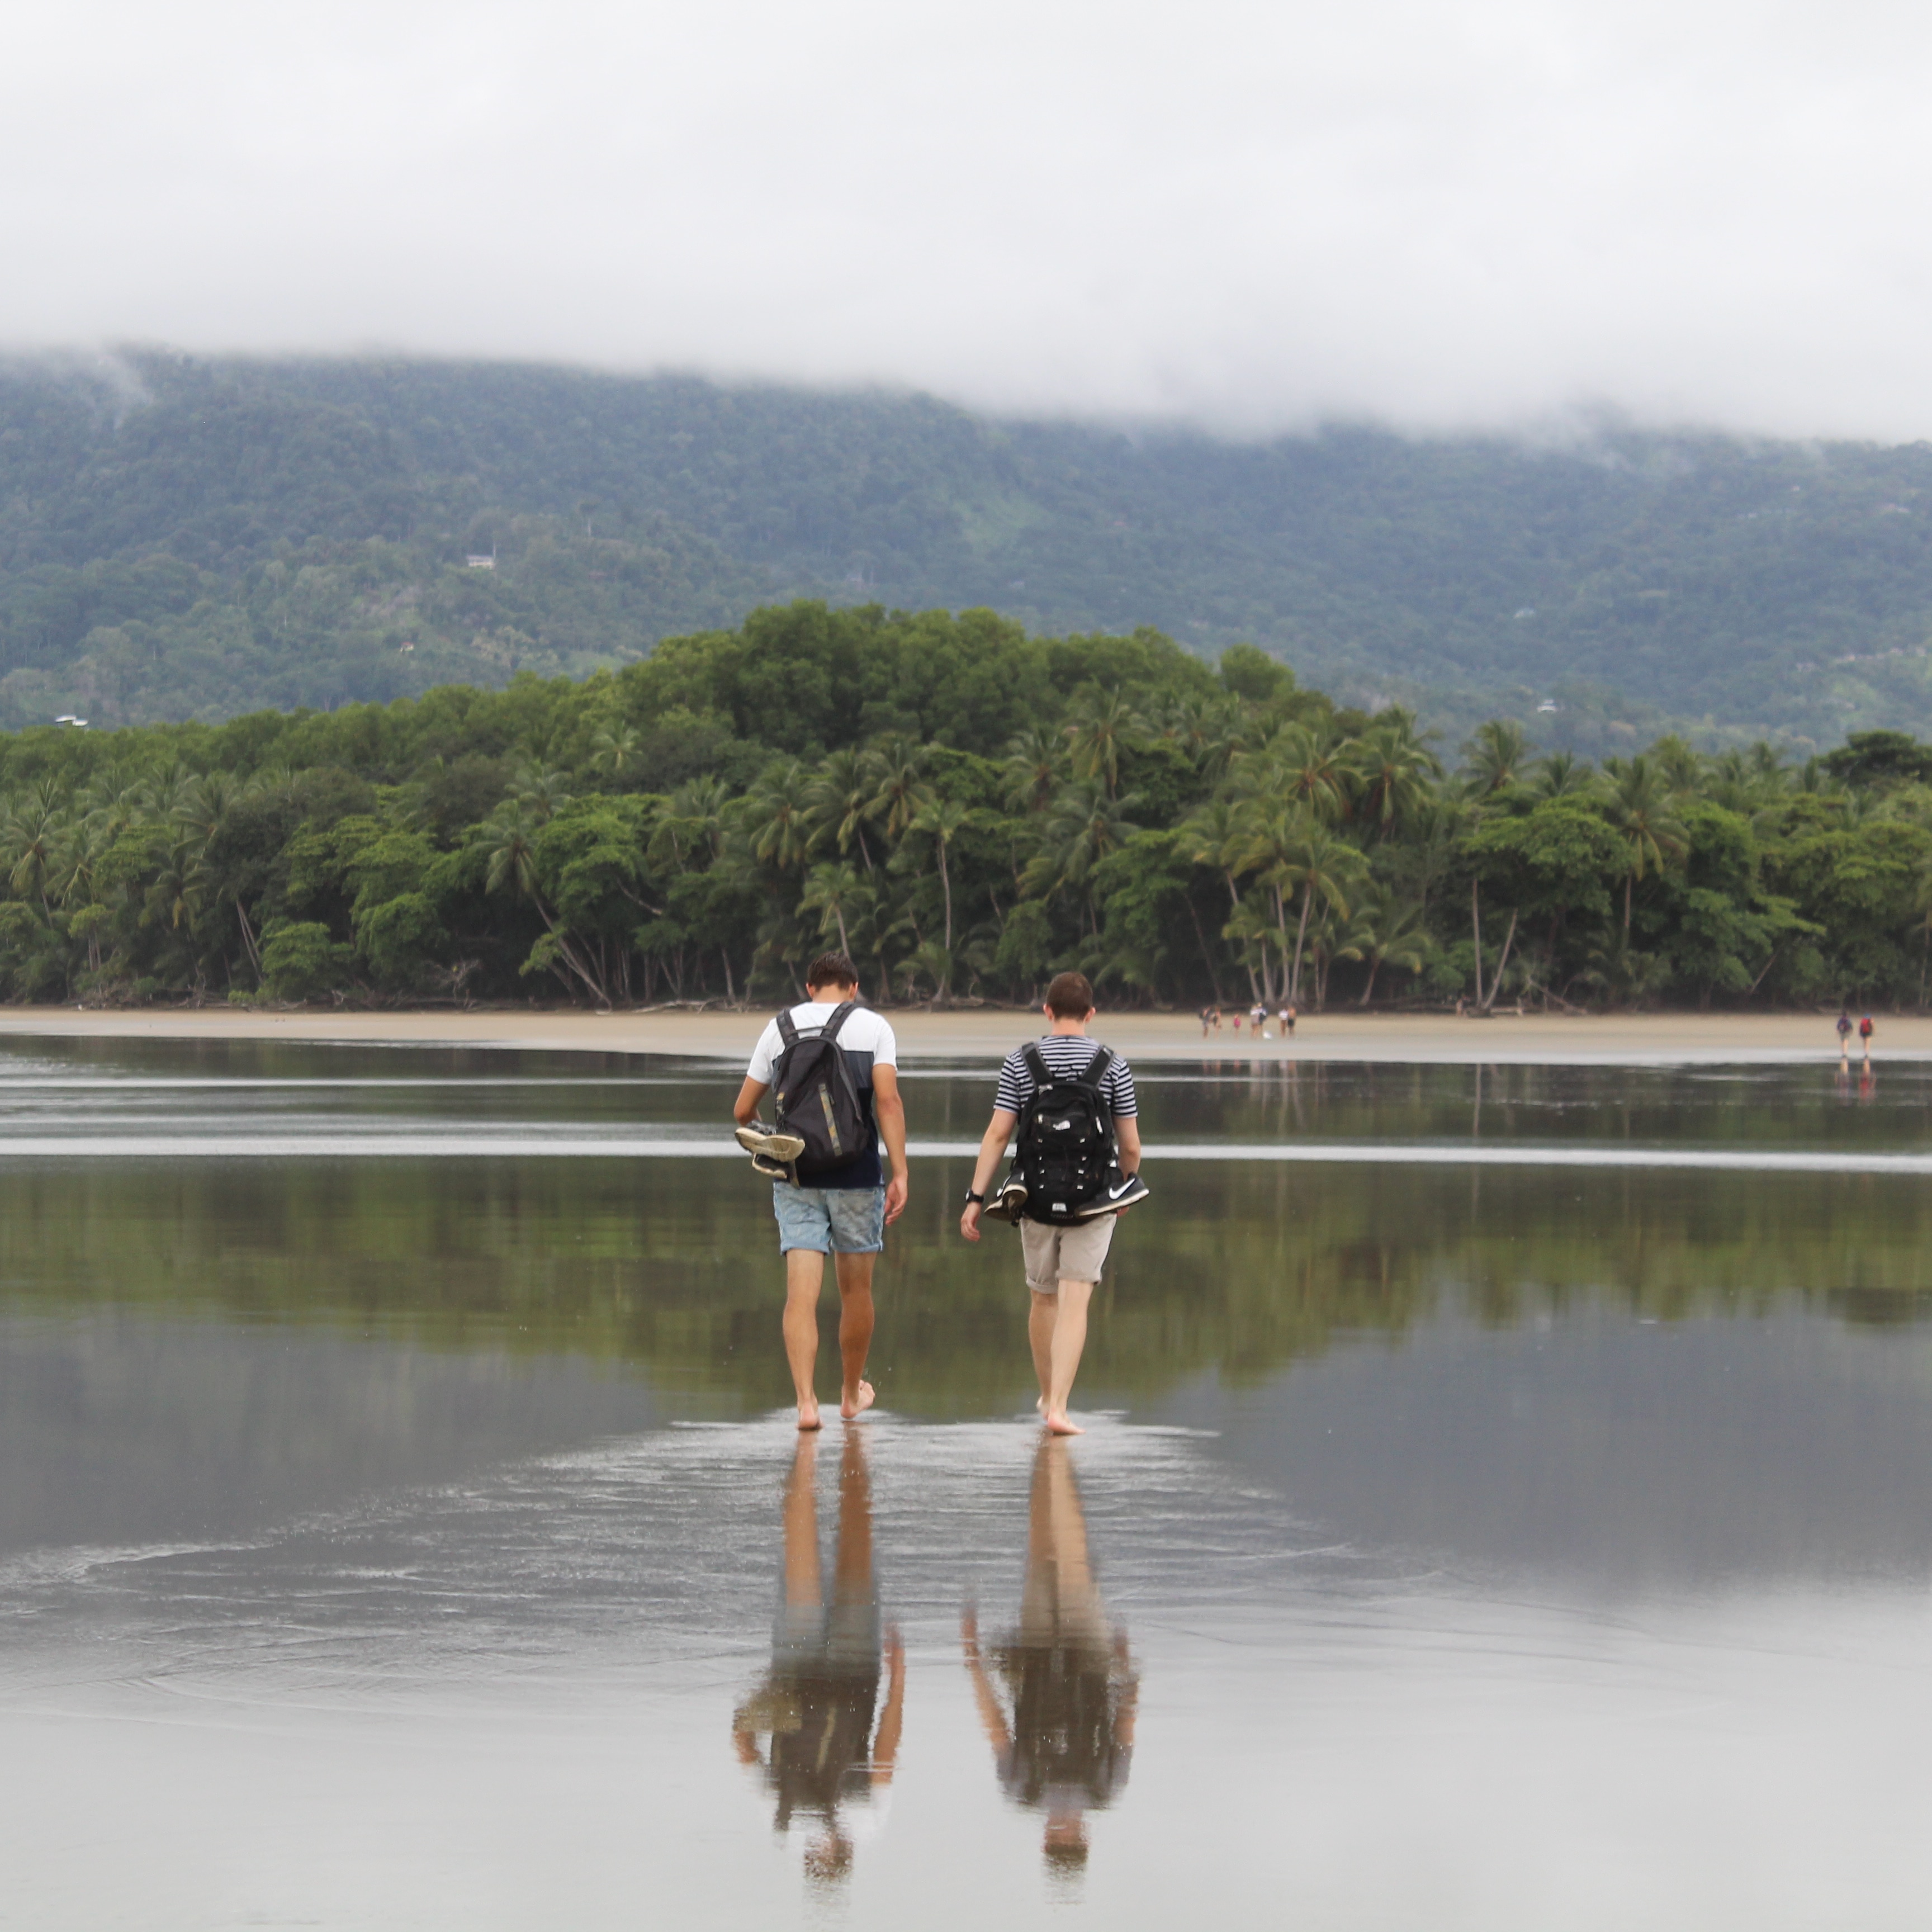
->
<box><xmin>1044</xmin><ymin>971</ymin><xmax>1095</xmax><ymax>1019</ymax></box>
<box><xmin>806</xmin><ymin>951</ymin><xmax>861</xmax><ymax>992</ymax></box>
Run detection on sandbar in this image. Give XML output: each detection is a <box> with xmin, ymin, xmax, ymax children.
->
<box><xmin>0</xmin><ymin>1005</ymin><xmax>1913</xmax><ymax>1066</ymax></box>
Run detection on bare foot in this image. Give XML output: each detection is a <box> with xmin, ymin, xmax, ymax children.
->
<box><xmin>1043</xmin><ymin>1409</ymin><xmax>1084</xmax><ymax>1436</ymax></box>
<box><xmin>840</xmin><ymin>1380</ymin><xmax>875</xmax><ymax>1420</ymax></box>
<box><xmin>797</xmin><ymin>1403</ymin><xmax>822</xmax><ymax>1431</ymax></box>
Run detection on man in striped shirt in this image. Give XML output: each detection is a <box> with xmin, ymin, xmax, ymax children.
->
<box><xmin>959</xmin><ymin>972</ymin><xmax>1144</xmax><ymax>1436</ymax></box>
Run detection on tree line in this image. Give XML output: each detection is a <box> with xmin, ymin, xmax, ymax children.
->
<box><xmin>0</xmin><ymin>600</ymin><xmax>1924</xmax><ymax>1013</ymax></box>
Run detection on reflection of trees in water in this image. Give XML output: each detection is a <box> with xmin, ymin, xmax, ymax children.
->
<box><xmin>7</xmin><ymin>1154</ymin><xmax>1932</xmax><ymax>1406</ymax></box>
<box><xmin>963</xmin><ymin>1438</ymin><xmax>1137</xmax><ymax>1875</ymax></box>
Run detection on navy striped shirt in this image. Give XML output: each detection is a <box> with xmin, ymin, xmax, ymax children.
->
<box><xmin>993</xmin><ymin>1036</ymin><xmax>1138</xmax><ymax>1118</ymax></box>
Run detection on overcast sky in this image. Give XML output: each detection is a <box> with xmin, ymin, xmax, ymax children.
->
<box><xmin>2</xmin><ymin>0</ymin><xmax>1928</xmax><ymax>440</ymax></box>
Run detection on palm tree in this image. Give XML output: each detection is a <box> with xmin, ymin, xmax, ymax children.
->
<box><xmin>745</xmin><ymin>760</ymin><xmax>817</xmax><ymax>872</ymax></box>
<box><xmin>1602</xmin><ymin>754</ymin><xmax>1689</xmax><ymax>935</ymax></box>
<box><xmin>809</xmin><ymin>748</ymin><xmax>880</xmax><ymax>869</ymax></box>
<box><xmin>513</xmin><ymin>764</ymin><xmax>575</xmax><ymax>823</ymax></box>
<box><xmin>1021</xmin><ymin>779</ymin><xmax>1140</xmax><ymax>927</ymax></box>
<box><xmin>909</xmin><ymin>796</ymin><xmax>971</xmax><ymax>951</ymax></box>
<box><xmin>896</xmin><ymin>939</ymin><xmax>955</xmax><ymax>1007</ymax></box>
<box><xmin>1351</xmin><ymin>711</ymin><xmax>1442</xmax><ymax>836</ymax></box>
<box><xmin>1649</xmin><ymin>734</ymin><xmax>1705</xmax><ymax>798</ymax></box>
<box><xmin>1233</xmin><ymin>801</ymin><xmax>1367</xmax><ymax>1003</ymax></box>
<box><xmin>481</xmin><ymin>802</ymin><xmax>609</xmax><ymax>1006</ymax></box>
<box><xmin>1460</xmin><ymin>719</ymin><xmax>1532</xmax><ymax>796</ymax></box>
<box><xmin>1235</xmin><ymin>721</ymin><xmax>1351</xmax><ymax>822</ymax></box>
<box><xmin>1161</xmin><ymin>694</ymin><xmax>1240</xmax><ymax>778</ymax></box>
<box><xmin>1528</xmin><ymin>750</ymin><xmax>1597</xmax><ymax>801</ymax></box>
<box><xmin>801</xmin><ymin>862</ymin><xmax>873</xmax><ymax>958</ymax></box>
<box><xmin>1181</xmin><ymin>796</ymin><xmax>1247</xmax><ymax>916</ymax></box>
<box><xmin>1221</xmin><ymin>896</ymin><xmax>1283</xmax><ymax>1005</ymax></box>
<box><xmin>589</xmin><ymin>723</ymin><xmax>642</xmax><ymax>779</ymax></box>
<box><xmin>647</xmin><ymin>775</ymin><xmax>730</xmax><ymax>872</ymax></box>
<box><xmin>864</xmin><ymin>738</ymin><xmax>934</xmax><ymax>842</ymax></box>
<box><xmin>1349</xmin><ymin>899</ymin><xmax>1430</xmax><ymax>1006</ymax></box>
<box><xmin>482</xmin><ymin>802</ymin><xmax>544</xmax><ymax>902</ymax></box>
<box><xmin>1064</xmin><ymin>686</ymin><xmax>1148</xmax><ymax>798</ymax></box>
<box><xmin>1002</xmin><ymin>723</ymin><xmax>1064</xmax><ymax>816</ymax></box>
<box><xmin>2</xmin><ymin>782</ymin><xmax>69</xmax><ymax>916</ymax></box>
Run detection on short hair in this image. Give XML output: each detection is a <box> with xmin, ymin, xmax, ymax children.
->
<box><xmin>805</xmin><ymin>951</ymin><xmax>860</xmax><ymax>992</ymax></box>
<box><xmin>1044</xmin><ymin>970</ymin><xmax>1095</xmax><ymax>1018</ymax></box>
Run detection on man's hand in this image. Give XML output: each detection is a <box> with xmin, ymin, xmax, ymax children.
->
<box><xmin>884</xmin><ymin>1172</ymin><xmax>909</xmax><ymax>1224</ymax></box>
<box><xmin>960</xmin><ymin>1200</ymin><xmax>983</xmax><ymax>1242</ymax></box>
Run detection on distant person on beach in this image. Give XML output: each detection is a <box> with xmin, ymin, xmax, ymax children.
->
<box><xmin>1282</xmin><ymin>1002</ymin><xmax>1296</xmax><ymax>1038</ymax></box>
<box><xmin>733</xmin><ymin>952</ymin><xmax>907</xmax><ymax>1429</ymax></box>
<box><xmin>958</xmin><ymin>972</ymin><xmax>1145</xmax><ymax>1436</ymax></box>
<box><xmin>1861</xmin><ymin>1012</ymin><xmax>1874</xmax><ymax>1062</ymax></box>
<box><xmin>1199</xmin><ymin>1005</ymin><xmax>1213</xmax><ymax>1038</ymax></box>
<box><xmin>1230</xmin><ymin>1010</ymin><xmax>1243</xmax><ymax>1038</ymax></box>
<box><xmin>734</xmin><ymin>1427</ymin><xmax>905</xmax><ymax>1886</ymax></box>
<box><xmin>962</xmin><ymin>1437</ymin><xmax>1139</xmax><ymax>1877</ymax></box>
<box><xmin>1251</xmin><ymin>1001</ymin><xmax>1268</xmax><ymax>1036</ymax></box>
<box><xmin>1838</xmin><ymin>1007</ymin><xmax>1853</xmax><ymax>1060</ymax></box>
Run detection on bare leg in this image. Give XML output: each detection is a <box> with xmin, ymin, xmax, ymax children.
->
<box><xmin>783</xmin><ymin>1432</ymin><xmax>823</xmax><ymax>1607</ymax></box>
<box><xmin>1029</xmin><ymin>1290</ymin><xmax>1057</xmax><ymax>1413</ymax></box>
<box><xmin>784</xmin><ymin>1249</ymin><xmax>827</xmax><ymax>1428</ymax></box>
<box><xmin>1044</xmin><ymin>1277</ymin><xmax>1092</xmax><ymax>1434</ymax></box>
<box><xmin>834</xmin><ymin>1250</ymin><xmax>877</xmax><ymax>1419</ymax></box>
<box><xmin>832</xmin><ymin>1426</ymin><xmax>874</xmax><ymax>1600</ymax></box>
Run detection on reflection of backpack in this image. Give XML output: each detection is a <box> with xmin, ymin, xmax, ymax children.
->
<box><xmin>1014</xmin><ymin>1041</ymin><xmax>1116</xmax><ymax>1225</ymax></box>
<box><xmin>771</xmin><ymin>1003</ymin><xmax>868</xmax><ymax>1177</ymax></box>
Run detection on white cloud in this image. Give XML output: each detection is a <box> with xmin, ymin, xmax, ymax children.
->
<box><xmin>3</xmin><ymin>0</ymin><xmax>1930</xmax><ymax>437</ymax></box>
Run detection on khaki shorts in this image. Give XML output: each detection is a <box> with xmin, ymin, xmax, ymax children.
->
<box><xmin>1019</xmin><ymin>1216</ymin><xmax>1115</xmax><ymax>1293</ymax></box>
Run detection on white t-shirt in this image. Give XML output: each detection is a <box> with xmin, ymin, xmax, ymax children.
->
<box><xmin>746</xmin><ymin>1002</ymin><xmax>898</xmax><ymax>1085</ymax></box>
<box><xmin>747</xmin><ymin>1002</ymin><xmax>899</xmax><ymax>1189</ymax></box>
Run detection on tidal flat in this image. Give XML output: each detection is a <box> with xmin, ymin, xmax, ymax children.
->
<box><xmin>1</xmin><ymin>1041</ymin><xmax>1929</xmax><ymax>1929</ymax></box>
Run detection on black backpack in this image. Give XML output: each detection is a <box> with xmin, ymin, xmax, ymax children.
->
<box><xmin>771</xmin><ymin>1002</ymin><xmax>869</xmax><ymax>1178</ymax></box>
<box><xmin>1013</xmin><ymin>1040</ymin><xmax>1116</xmax><ymax>1224</ymax></box>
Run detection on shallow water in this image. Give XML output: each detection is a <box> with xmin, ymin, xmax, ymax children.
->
<box><xmin>1</xmin><ymin>1039</ymin><xmax>1929</xmax><ymax>1928</ymax></box>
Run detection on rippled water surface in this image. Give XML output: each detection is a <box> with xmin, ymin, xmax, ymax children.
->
<box><xmin>2</xmin><ymin>1038</ymin><xmax>1930</xmax><ymax>1929</ymax></box>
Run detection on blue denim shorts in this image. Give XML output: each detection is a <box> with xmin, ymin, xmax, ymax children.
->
<box><xmin>771</xmin><ymin>1182</ymin><xmax>887</xmax><ymax>1255</ymax></box>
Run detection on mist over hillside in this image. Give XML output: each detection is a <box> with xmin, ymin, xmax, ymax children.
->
<box><xmin>5</xmin><ymin>351</ymin><xmax>1932</xmax><ymax>750</ymax></box>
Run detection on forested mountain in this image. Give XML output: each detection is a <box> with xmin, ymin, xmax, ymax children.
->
<box><xmin>8</xmin><ymin>351</ymin><xmax>1932</xmax><ymax>745</ymax></box>
<box><xmin>0</xmin><ymin>603</ymin><xmax>1924</xmax><ymax>1016</ymax></box>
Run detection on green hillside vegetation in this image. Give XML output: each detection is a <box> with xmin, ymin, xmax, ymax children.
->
<box><xmin>10</xmin><ymin>353</ymin><xmax>1932</xmax><ymax>745</ymax></box>
<box><xmin>0</xmin><ymin>599</ymin><xmax>1924</xmax><ymax>1015</ymax></box>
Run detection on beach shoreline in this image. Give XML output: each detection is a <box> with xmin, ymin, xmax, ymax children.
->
<box><xmin>0</xmin><ymin>1005</ymin><xmax>1913</xmax><ymax>1066</ymax></box>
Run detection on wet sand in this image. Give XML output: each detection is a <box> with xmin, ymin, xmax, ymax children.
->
<box><xmin>0</xmin><ymin>1005</ymin><xmax>1912</xmax><ymax>1064</ymax></box>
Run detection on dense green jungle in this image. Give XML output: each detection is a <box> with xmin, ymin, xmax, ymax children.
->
<box><xmin>0</xmin><ymin>600</ymin><xmax>1926</xmax><ymax>1011</ymax></box>
<box><xmin>11</xmin><ymin>352</ymin><xmax>1932</xmax><ymax>744</ymax></box>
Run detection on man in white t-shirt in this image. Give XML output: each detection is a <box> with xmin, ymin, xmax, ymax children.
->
<box><xmin>735</xmin><ymin>952</ymin><xmax>908</xmax><ymax>1430</ymax></box>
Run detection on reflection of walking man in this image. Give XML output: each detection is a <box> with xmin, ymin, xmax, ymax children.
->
<box><xmin>962</xmin><ymin>1438</ymin><xmax>1139</xmax><ymax>1875</ymax></box>
<box><xmin>733</xmin><ymin>1428</ymin><xmax>905</xmax><ymax>1886</ymax></box>
<box><xmin>1838</xmin><ymin>1006</ymin><xmax>1853</xmax><ymax>1063</ymax></box>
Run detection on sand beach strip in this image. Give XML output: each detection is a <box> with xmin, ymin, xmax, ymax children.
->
<box><xmin>0</xmin><ymin>1005</ymin><xmax>1917</xmax><ymax>1066</ymax></box>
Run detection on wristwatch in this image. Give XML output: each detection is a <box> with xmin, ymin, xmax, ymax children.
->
<box><xmin>964</xmin><ymin>1188</ymin><xmax>986</xmax><ymax>1205</ymax></box>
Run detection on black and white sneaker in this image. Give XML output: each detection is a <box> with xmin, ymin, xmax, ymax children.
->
<box><xmin>1070</xmin><ymin>1171</ymin><xmax>1150</xmax><ymax>1219</ymax></box>
<box><xmin>750</xmin><ymin>1150</ymin><xmax>793</xmax><ymax>1181</ymax></box>
<box><xmin>736</xmin><ymin>1121</ymin><xmax>806</xmax><ymax>1162</ymax></box>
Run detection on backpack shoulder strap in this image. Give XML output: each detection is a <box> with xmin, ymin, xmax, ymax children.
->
<box><xmin>820</xmin><ymin>1000</ymin><xmax>858</xmax><ymax>1043</ymax></box>
<box><xmin>1021</xmin><ymin>1040</ymin><xmax>1054</xmax><ymax>1093</ymax></box>
<box><xmin>1082</xmin><ymin>1045</ymin><xmax>1115</xmax><ymax>1090</ymax></box>
<box><xmin>775</xmin><ymin>1010</ymin><xmax>799</xmax><ymax>1048</ymax></box>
